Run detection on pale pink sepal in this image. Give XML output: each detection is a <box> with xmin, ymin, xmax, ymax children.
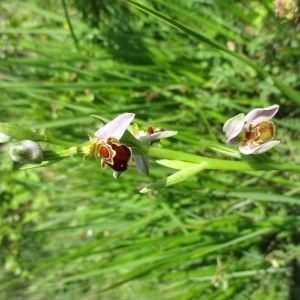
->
<box><xmin>94</xmin><ymin>113</ymin><xmax>135</xmax><ymax>140</ymax></box>
<box><xmin>223</xmin><ymin>113</ymin><xmax>245</xmax><ymax>145</ymax></box>
<box><xmin>113</xmin><ymin>171</ymin><xmax>122</xmax><ymax>179</ymax></box>
<box><xmin>133</xmin><ymin>154</ymin><xmax>149</xmax><ymax>176</ymax></box>
<box><xmin>244</xmin><ymin>104</ymin><xmax>279</xmax><ymax>128</ymax></box>
<box><xmin>239</xmin><ymin>140</ymin><xmax>280</xmax><ymax>155</ymax></box>
<box><xmin>139</xmin><ymin>131</ymin><xmax>178</xmax><ymax>142</ymax></box>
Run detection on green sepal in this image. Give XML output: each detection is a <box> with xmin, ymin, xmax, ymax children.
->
<box><xmin>121</xmin><ymin>129</ymin><xmax>149</xmax><ymax>150</ymax></box>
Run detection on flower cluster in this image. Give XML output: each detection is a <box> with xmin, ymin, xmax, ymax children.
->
<box><xmin>223</xmin><ymin>104</ymin><xmax>280</xmax><ymax>155</ymax></box>
<box><xmin>87</xmin><ymin>113</ymin><xmax>134</xmax><ymax>178</ymax></box>
<box><xmin>3</xmin><ymin>106</ymin><xmax>281</xmax><ymax>180</ymax></box>
<box><xmin>86</xmin><ymin>113</ymin><xmax>177</xmax><ymax>178</ymax></box>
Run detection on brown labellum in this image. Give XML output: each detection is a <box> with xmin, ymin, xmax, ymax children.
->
<box><xmin>244</xmin><ymin>121</ymin><xmax>275</xmax><ymax>148</ymax></box>
<box><xmin>92</xmin><ymin>137</ymin><xmax>132</xmax><ymax>173</ymax></box>
<box><xmin>100</xmin><ymin>138</ymin><xmax>132</xmax><ymax>172</ymax></box>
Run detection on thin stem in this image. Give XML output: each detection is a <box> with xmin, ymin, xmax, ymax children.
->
<box><xmin>61</xmin><ymin>0</ymin><xmax>79</xmax><ymax>51</ymax></box>
<box><xmin>42</xmin><ymin>136</ymin><xmax>77</xmax><ymax>147</ymax></box>
<box><xmin>125</xmin><ymin>0</ymin><xmax>300</xmax><ymax>106</ymax></box>
<box><xmin>147</xmin><ymin>147</ymin><xmax>300</xmax><ymax>173</ymax></box>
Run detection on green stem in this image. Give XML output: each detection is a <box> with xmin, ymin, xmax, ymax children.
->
<box><xmin>125</xmin><ymin>0</ymin><xmax>300</xmax><ymax>106</ymax></box>
<box><xmin>0</xmin><ymin>123</ymin><xmax>76</xmax><ymax>147</ymax></box>
<box><xmin>61</xmin><ymin>0</ymin><xmax>79</xmax><ymax>51</ymax></box>
<box><xmin>147</xmin><ymin>147</ymin><xmax>300</xmax><ymax>173</ymax></box>
<box><xmin>42</xmin><ymin>136</ymin><xmax>77</xmax><ymax>147</ymax></box>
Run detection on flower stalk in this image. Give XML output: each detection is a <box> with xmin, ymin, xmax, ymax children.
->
<box><xmin>146</xmin><ymin>147</ymin><xmax>300</xmax><ymax>173</ymax></box>
<box><xmin>1</xmin><ymin>109</ymin><xmax>300</xmax><ymax>189</ymax></box>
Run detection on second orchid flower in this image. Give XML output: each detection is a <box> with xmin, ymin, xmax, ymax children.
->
<box><xmin>223</xmin><ymin>104</ymin><xmax>280</xmax><ymax>155</ymax></box>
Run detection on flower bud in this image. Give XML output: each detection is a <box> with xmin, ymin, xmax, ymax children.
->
<box><xmin>9</xmin><ymin>140</ymin><xmax>44</xmax><ymax>164</ymax></box>
<box><xmin>0</xmin><ymin>132</ymin><xmax>11</xmax><ymax>143</ymax></box>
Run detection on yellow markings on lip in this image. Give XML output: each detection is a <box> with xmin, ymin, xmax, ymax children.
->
<box><xmin>91</xmin><ymin>137</ymin><xmax>132</xmax><ymax>172</ymax></box>
<box><xmin>243</xmin><ymin>121</ymin><xmax>276</xmax><ymax>148</ymax></box>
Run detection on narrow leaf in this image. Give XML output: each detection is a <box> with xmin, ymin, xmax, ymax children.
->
<box><xmin>0</xmin><ymin>123</ymin><xmax>44</xmax><ymax>141</ymax></box>
<box><xmin>140</xmin><ymin>162</ymin><xmax>207</xmax><ymax>193</ymax></box>
<box><xmin>125</xmin><ymin>0</ymin><xmax>300</xmax><ymax>106</ymax></box>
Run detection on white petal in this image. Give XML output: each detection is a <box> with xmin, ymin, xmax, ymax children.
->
<box><xmin>139</xmin><ymin>131</ymin><xmax>178</xmax><ymax>141</ymax></box>
<box><xmin>239</xmin><ymin>140</ymin><xmax>280</xmax><ymax>155</ymax></box>
<box><xmin>113</xmin><ymin>171</ymin><xmax>122</xmax><ymax>179</ymax></box>
<box><xmin>223</xmin><ymin>113</ymin><xmax>245</xmax><ymax>145</ymax></box>
<box><xmin>133</xmin><ymin>154</ymin><xmax>149</xmax><ymax>176</ymax></box>
<box><xmin>244</xmin><ymin>104</ymin><xmax>279</xmax><ymax>127</ymax></box>
<box><xmin>94</xmin><ymin>113</ymin><xmax>135</xmax><ymax>140</ymax></box>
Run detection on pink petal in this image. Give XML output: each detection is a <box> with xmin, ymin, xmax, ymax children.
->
<box><xmin>223</xmin><ymin>113</ymin><xmax>245</xmax><ymax>145</ymax></box>
<box><xmin>133</xmin><ymin>154</ymin><xmax>149</xmax><ymax>176</ymax></box>
<box><xmin>239</xmin><ymin>140</ymin><xmax>280</xmax><ymax>155</ymax></box>
<box><xmin>94</xmin><ymin>113</ymin><xmax>135</xmax><ymax>140</ymax></box>
<box><xmin>139</xmin><ymin>130</ymin><xmax>177</xmax><ymax>142</ymax></box>
<box><xmin>244</xmin><ymin>104</ymin><xmax>279</xmax><ymax>128</ymax></box>
<box><xmin>113</xmin><ymin>171</ymin><xmax>122</xmax><ymax>179</ymax></box>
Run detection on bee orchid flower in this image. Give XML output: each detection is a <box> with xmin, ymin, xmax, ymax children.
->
<box><xmin>223</xmin><ymin>104</ymin><xmax>280</xmax><ymax>155</ymax></box>
<box><xmin>86</xmin><ymin>113</ymin><xmax>135</xmax><ymax>178</ymax></box>
<box><xmin>84</xmin><ymin>113</ymin><xmax>177</xmax><ymax>178</ymax></box>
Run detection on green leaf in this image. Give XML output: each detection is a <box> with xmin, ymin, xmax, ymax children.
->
<box><xmin>140</xmin><ymin>162</ymin><xmax>207</xmax><ymax>193</ymax></box>
<box><xmin>155</xmin><ymin>159</ymin><xmax>195</xmax><ymax>170</ymax></box>
<box><xmin>125</xmin><ymin>0</ymin><xmax>300</xmax><ymax>106</ymax></box>
<box><xmin>0</xmin><ymin>123</ymin><xmax>75</xmax><ymax>147</ymax></box>
<box><xmin>0</xmin><ymin>123</ymin><xmax>44</xmax><ymax>141</ymax></box>
<box><xmin>228</xmin><ymin>192</ymin><xmax>300</xmax><ymax>205</ymax></box>
<box><xmin>209</xmin><ymin>145</ymin><xmax>241</xmax><ymax>159</ymax></box>
<box><xmin>20</xmin><ymin>158</ymin><xmax>66</xmax><ymax>169</ymax></box>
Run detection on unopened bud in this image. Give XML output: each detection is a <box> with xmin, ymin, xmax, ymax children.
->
<box><xmin>9</xmin><ymin>140</ymin><xmax>44</xmax><ymax>164</ymax></box>
<box><xmin>0</xmin><ymin>132</ymin><xmax>11</xmax><ymax>143</ymax></box>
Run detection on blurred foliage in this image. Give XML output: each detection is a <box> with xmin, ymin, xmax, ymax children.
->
<box><xmin>1</xmin><ymin>0</ymin><xmax>300</xmax><ymax>299</ymax></box>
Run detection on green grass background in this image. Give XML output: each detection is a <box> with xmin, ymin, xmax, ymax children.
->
<box><xmin>1</xmin><ymin>0</ymin><xmax>300</xmax><ymax>299</ymax></box>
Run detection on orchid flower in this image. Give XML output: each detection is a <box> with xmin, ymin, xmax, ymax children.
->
<box><xmin>132</xmin><ymin>125</ymin><xmax>178</xmax><ymax>176</ymax></box>
<box><xmin>223</xmin><ymin>104</ymin><xmax>280</xmax><ymax>155</ymax></box>
<box><xmin>86</xmin><ymin>113</ymin><xmax>135</xmax><ymax>178</ymax></box>
<box><xmin>84</xmin><ymin>113</ymin><xmax>177</xmax><ymax>178</ymax></box>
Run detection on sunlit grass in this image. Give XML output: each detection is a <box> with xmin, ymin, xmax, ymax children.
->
<box><xmin>1</xmin><ymin>0</ymin><xmax>300</xmax><ymax>299</ymax></box>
